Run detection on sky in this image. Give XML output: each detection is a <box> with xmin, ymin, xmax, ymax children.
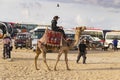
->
<box><xmin>0</xmin><ymin>0</ymin><xmax>120</xmax><ymax>30</ymax></box>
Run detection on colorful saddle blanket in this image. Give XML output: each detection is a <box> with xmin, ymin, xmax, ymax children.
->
<box><xmin>46</xmin><ymin>30</ymin><xmax>62</xmax><ymax>46</ymax></box>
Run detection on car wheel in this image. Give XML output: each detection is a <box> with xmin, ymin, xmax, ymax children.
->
<box><xmin>109</xmin><ymin>44</ymin><xmax>113</xmax><ymax>49</ymax></box>
<box><xmin>20</xmin><ymin>47</ymin><xmax>22</xmax><ymax>49</ymax></box>
<box><xmin>30</xmin><ymin>47</ymin><xmax>32</xmax><ymax>49</ymax></box>
<box><xmin>33</xmin><ymin>49</ymin><xmax>36</xmax><ymax>52</ymax></box>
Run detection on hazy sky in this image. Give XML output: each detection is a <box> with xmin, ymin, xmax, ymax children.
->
<box><xmin>0</xmin><ymin>0</ymin><xmax>120</xmax><ymax>30</ymax></box>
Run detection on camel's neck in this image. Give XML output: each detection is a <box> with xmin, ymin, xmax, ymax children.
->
<box><xmin>73</xmin><ymin>30</ymin><xmax>81</xmax><ymax>47</ymax></box>
<box><xmin>67</xmin><ymin>30</ymin><xmax>81</xmax><ymax>48</ymax></box>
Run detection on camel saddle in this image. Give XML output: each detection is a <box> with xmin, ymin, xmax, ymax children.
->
<box><xmin>40</xmin><ymin>29</ymin><xmax>62</xmax><ymax>47</ymax></box>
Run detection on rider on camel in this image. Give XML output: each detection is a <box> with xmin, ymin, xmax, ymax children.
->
<box><xmin>51</xmin><ymin>16</ymin><xmax>66</xmax><ymax>39</ymax></box>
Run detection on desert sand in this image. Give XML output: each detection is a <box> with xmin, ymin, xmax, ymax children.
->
<box><xmin>0</xmin><ymin>40</ymin><xmax>120</xmax><ymax>80</ymax></box>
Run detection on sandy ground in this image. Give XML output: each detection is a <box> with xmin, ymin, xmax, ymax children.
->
<box><xmin>0</xmin><ymin>40</ymin><xmax>120</xmax><ymax>80</ymax></box>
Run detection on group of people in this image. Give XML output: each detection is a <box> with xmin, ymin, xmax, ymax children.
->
<box><xmin>51</xmin><ymin>16</ymin><xmax>87</xmax><ymax>64</ymax></box>
<box><xmin>51</xmin><ymin>16</ymin><xmax>119</xmax><ymax>64</ymax></box>
<box><xmin>2</xmin><ymin>16</ymin><xmax>119</xmax><ymax>64</ymax></box>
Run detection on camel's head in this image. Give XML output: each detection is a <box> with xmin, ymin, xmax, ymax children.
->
<box><xmin>75</xmin><ymin>26</ymin><xmax>86</xmax><ymax>35</ymax></box>
<box><xmin>76</xmin><ymin>26</ymin><xmax>86</xmax><ymax>31</ymax></box>
<box><xmin>72</xmin><ymin>26</ymin><xmax>86</xmax><ymax>46</ymax></box>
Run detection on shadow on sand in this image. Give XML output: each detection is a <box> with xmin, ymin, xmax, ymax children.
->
<box><xmin>74</xmin><ymin>67</ymin><xmax>120</xmax><ymax>71</ymax></box>
<box><xmin>12</xmin><ymin>57</ymin><xmax>57</xmax><ymax>61</ymax></box>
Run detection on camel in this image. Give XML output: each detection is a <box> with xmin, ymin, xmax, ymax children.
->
<box><xmin>35</xmin><ymin>26</ymin><xmax>86</xmax><ymax>70</ymax></box>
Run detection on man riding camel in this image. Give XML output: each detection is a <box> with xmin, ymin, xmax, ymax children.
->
<box><xmin>51</xmin><ymin>16</ymin><xmax>66</xmax><ymax>39</ymax></box>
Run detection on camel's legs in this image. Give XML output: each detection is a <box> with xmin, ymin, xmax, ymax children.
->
<box><xmin>35</xmin><ymin>50</ymin><xmax>41</xmax><ymax>70</ymax></box>
<box><xmin>64</xmin><ymin>51</ymin><xmax>70</xmax><ymax>70</ymax></box>
<box><xmin>42</xmin><ymin>50</ymin><xmax>50</xmax><ymax>70</ymax></box>
<box><xmin>54</xmin><ymin>52</ymin><xmax>62</xmax><ymax>71</ymax></box>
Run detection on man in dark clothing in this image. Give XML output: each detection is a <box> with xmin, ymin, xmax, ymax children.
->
<box><xmin>76</xmin><ymin>39</ymin><xmax>87</xmax><ymax>64</ymax></box>
<box><xmin>51</xmin><ymin>16</ymin><xmax>66</xmax><ymax>39</ymax></box>
<box><xmin>113</xmin><ymin>38</ymin><xmax>118</xmax><ymax>51</ymax></box>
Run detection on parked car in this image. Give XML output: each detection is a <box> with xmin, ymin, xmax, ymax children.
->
<box><xmin>31</xmin><ymin>26</ymin><xmax>48</xmax><ymax>51</ymax></box>
<box><xmin>14</xmin><ymin>32</ymin><xmax>32</xmax><ymax>49</ymax></box>
<box><xmin>80</xmin><ymin>35</ymin><xmax>104</xmax><ymax>49</ymax></box>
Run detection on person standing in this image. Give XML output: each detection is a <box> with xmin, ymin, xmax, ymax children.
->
<box><xmin>51</xmin><ymin>16</ymin><xmax>66</xmax><ymax>39</ymax></box>
<box><xmin>85</xmin><ymin>37</ymin><xmax>90</xmax><ymax>50</ymax></box>
<box><xmin>3</xmin><ymin>34</ymin><xmax>12</xmax><ymax>60</ymax></box>
<box><xmin>112</xmin><ymin>38</ymin><xmax>118</xmax><ymax>51</ymax></box>
<box><xmin>76</xmin><ymin>39</ymin><xmax>87</xmax><ymax>64</ymax></box>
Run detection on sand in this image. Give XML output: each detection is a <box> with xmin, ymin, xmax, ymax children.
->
<box><xmin>0</xmin><ymin>40</ymin><xmax>120</xmax><ymax>80</ymax></box>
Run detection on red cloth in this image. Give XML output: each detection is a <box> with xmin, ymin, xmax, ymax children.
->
<box><xmin>46</xmin><ymin>30</ymin><xmax>62</xmax><ymax>46</ymax></box>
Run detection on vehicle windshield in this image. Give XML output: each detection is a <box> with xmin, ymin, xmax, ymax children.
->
<box><xmin>32</xmin><ymin>30</ymin><xmax>45</xmax><ymax>39</ymax></box>
<box><xmin>82</xmin><ymin>30</ymin><xmax>103</xmax><ymax>40</ymax></box>
<box><xmin>66</xmin><ymin>34</ymin><xmax>75</xmax><ymax>40</ymax></box>
<box><xmin>106</xmin><ymin>35</ymin><xmax>120</xmax><ymax>40</ymax></box>
<box><xmin>80</xmin><ymin>35</ymin><xmax>95</xmax><ymax>41</ymax></box>
<box><xmin>93</xmin><ymin>37</ymin><xmax>101</xmax><ymax>41</ymax></box>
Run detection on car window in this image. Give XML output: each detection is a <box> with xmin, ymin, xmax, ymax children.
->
<box><xmin>93</xmin><ymin>37</ymin><xmax>101</xmax><ymax>41</ymax></box>
<box><xmin>80</xmin><ymin>35</ymin><xmax>95</xmax><ymax>41</ymax></box>
<box><xmin>34</xmin><ymin>31</ymin><xmax>45</xmax><ymax>39</ymax></box>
